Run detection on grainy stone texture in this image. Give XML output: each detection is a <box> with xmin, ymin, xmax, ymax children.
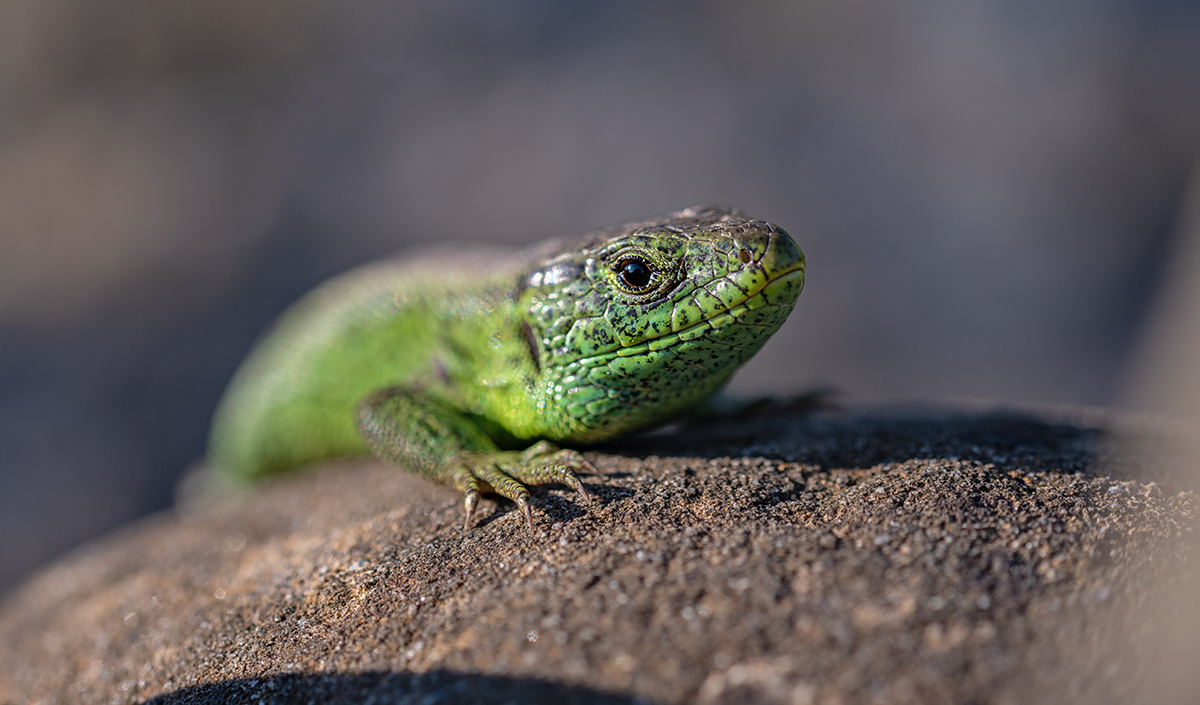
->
<box><xmin>0</xmin><ymin>405</ymin><xmax>1195</xmax><ymax>705</ymax></box>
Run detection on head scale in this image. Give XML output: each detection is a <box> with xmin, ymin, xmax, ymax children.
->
<box><xmin>516</xmin><ymin>206</ymin><xmax>805</xmax><ymax>442</ymax></box>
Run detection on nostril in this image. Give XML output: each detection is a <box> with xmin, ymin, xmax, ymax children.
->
<box><xmin>738</xmin><ymin>249</ymin><xmax>752</xmax><ymax>264</ymax></box>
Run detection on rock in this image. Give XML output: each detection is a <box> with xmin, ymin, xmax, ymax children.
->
<box><xmin>0</xmin><ymin>406</ymin><xmax>1195</xmax><ymax>705</ymax></box>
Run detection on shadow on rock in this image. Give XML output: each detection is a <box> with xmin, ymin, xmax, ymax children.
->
<box><xmin>609</xmin><ymin>400</ymin><xmax>1138</xmax><ymax>479</ymax></box>
<box><xmin>143</xmin><ymin>670</ymin><xmax>651</xmax><ymax>705</ymax></box>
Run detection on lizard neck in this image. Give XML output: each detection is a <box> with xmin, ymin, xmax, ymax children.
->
<box><xmin>427</xmin><ymin>283</ymin><xmax>545</xmax><ymax>447</ymax></box>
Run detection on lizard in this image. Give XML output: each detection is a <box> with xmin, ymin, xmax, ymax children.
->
<box><xmin>207</xmin><ymin>206</ymin><xmax>806</xmax><ymax>531</ymax></box>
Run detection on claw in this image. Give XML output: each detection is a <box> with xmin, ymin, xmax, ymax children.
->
<box><xmin>463</xmin><ymin>489</ymin><xmax>479</xmax><ymax>531</ymax></box>
<box><xmin>575</xmin><ymin>457</ymin><xmax>596</xmax><ymax>505</ymax></box>
<box><xmin>565</xmin><ymin>473</ymin><xmax>591</xmax><ymax>505</ymax></box>
<box><xmin>517</xmin><ymin>496</ymin><xmax>535</xmax><ymax>533</ymax></box>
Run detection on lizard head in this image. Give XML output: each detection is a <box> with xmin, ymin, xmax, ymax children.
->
<box><xmin>515</xmin><ymin>206</ymin><xmax>805</xmax><ymax>443</ymax></box>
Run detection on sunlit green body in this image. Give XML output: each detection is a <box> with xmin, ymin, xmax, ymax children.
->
<box><xmin>209</xmin><ymin>207</ymin><xmax>805</xmax><ymax>528</ymax></box>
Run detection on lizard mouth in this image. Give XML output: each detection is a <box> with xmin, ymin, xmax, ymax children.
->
<box><xmin>632</xmin><ymin>264</ymin><xmax>804</xmax><ymax>352</ymax></box>
<box><xmin>578</xmin><ymin>261</ymin><xmax>806</xmax><ymax>367</ymax></box>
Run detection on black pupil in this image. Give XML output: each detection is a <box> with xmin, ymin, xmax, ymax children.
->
<box><xmin>620</xmin><ymin>260</ymin><xmax>653</xmax><ymax>289</ymax></box>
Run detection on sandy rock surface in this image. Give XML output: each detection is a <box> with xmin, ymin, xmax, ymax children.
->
<box><xmin>0</xmin><ymin>405</ymin><xmax>1195</xmax><ymax>705</ymax></box>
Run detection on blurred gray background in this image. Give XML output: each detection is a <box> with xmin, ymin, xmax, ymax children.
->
<box><xmin>1</xmin><ymin>0</ymin><xmax>1198</xmax><ymax>594</ymax></box>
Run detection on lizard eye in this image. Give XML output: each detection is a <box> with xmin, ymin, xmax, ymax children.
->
<box><xmin>616</xmin><ymin>258</ymin><xmax>655</xmax><ymax>292</ymax></box>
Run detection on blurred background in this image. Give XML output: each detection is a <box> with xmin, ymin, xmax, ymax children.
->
<box><xmin>1</xmin><ymin>0</ymin><xmax>1198</xmax><ymax>595</ymax></box>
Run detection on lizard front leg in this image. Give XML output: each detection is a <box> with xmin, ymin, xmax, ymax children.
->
<box><xmin>357</xmin><ymin>387</ymin><xmax>592</xmax><ymax>531</ymax></box>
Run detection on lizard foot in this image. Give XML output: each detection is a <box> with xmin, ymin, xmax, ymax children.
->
<box><xmin>455</xmin><ymin>441</ymin><xmax>594</xmax><ymax>531</ymax></box>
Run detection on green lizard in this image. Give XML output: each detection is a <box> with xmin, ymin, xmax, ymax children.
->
<box><xmin>208</xmin><ymin>206</ymin><xmax>805</xmax><ymax>530</ymax></box>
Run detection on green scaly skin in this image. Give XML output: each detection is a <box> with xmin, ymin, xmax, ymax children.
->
<box><xmin>208</xmin><ymin>206</ymin><xmax>806</xmax><ymax>530</ymax></box>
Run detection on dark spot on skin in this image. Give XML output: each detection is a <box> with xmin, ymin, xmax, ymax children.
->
<box><xmin>738</xmin><ymin>249</ymin><xmax>752</xmax><ymax>264</ymax></box>
<box><xmin>520</xmin><ymin>320</ymin><xmax>542</xmax><ymax>372</ymax></box>
<box><xmin>432</xmin><ymin>357</ymin><xmax>450</xmax><ymax>384</ymax></box>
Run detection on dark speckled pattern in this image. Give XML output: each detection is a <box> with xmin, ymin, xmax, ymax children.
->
<box><xmin>210</xmin><ymin>207</ymin><xmax>804</xmax><ymax>528</ymax></box>
<box><xmin>518</xmin><ymin>207</ymin><xmax>805</xmax><ymax>442</ymax></box>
